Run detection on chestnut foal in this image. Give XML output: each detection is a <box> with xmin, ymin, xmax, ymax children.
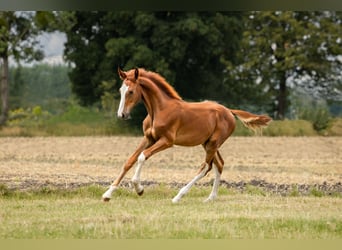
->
<box><xmin>102</xmin><ymin>68</ymin><xmax>271</xmax><ymax>203</ymax></box>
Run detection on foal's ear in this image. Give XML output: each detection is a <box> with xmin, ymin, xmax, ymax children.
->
<box><xmin>134</xmin><ymin>67</ymin><xmax>139</xmax><ymax>80</ymax></box>
<box><xmin>118</xmin><ymin>67</ymin><xmax>127</xmax><ymax>80</ymax></box>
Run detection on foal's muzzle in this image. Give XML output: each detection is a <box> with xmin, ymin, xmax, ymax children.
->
<box><xmin>118</xmin><ymin>112</ymin><xmax>131</xmax><ymax>120</ymax></box>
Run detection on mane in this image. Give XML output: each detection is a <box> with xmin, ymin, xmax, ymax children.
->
<box><xmin>139</xmin><ymin>69</ymin><xmax>182</xmax><ymax>100</ymax></box>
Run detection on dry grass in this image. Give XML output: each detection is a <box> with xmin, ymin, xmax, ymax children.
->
<box><xmin>0</xmin><ymin>136</ymin><xmax>341</xmax><ymax>190</ymax></box>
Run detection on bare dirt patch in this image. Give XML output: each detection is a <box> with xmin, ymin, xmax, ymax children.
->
<box><xmin>0</xmin><ymin>136</ymin><xmax>341</xmax><ymax>195</ymax></box>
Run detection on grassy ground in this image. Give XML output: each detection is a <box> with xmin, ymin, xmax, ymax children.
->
<box><xmin>0</xmin><ymin>136</ymin><xmax>341</xmax><ymax>239</ymax></box>
<box><xmin>0</xmin><ymin>185</ymin><xmax>341</xmax><ymax>239</ymax></box>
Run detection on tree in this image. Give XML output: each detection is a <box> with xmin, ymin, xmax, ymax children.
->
<box><xmin>62</xmin><ymin>11</ymin><xmax>243</xmax><ymax>106</ymax></box>
<box><xmin>0</xmin><ymin>11</ymin><xmax>70</xmax><ymax>125</ymax></box>
<box><xmin>62</xmin><ymin>11</ymin><xmax>110</xmax><ymax>106</ymax></box>
<box><xmin>9</xmin><ymin>64</ymin><xmax>71</xmax><ymax>109</ymax></box>
<box><xmin>0</xmin><ymin>11</ymin><xmax>45</xmax><ymax>125</ymax></box>
<box><xmin>230</xmin><ymin>11</ymin><xmax>342</xmax><ymax>119</ymax></box>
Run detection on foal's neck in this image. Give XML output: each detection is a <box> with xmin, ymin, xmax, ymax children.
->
<box><xmin>140</xmin><ymin>77</ymin><xmax>175</xmax><ymax>118</ymax></box>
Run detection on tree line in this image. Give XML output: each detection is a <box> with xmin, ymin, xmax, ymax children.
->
<box><xmin>9</xmin><ymin>64</ymin><xmax>71</xmax><ymax>111</ymax></box>
<box><xmin>1</xmin><ymin>11</ymin><xmax>341</xmax><ymax>126</ymax></box>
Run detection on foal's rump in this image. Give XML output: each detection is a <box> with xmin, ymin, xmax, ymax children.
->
<box><xmin>173</xmin><ymin>101</ymin><xmax>271</xmax><ymax>146</ymax></box>
<box><xmin>179</xmin><ymin>101</ymin><xmax>272</xmax><ymax>133</ymax></box>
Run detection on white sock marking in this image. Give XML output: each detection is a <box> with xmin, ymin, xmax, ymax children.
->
<box><xmin>132</xmin><ymin>152</ymin><xmax>146</xmax><ymax>193</ymax></box>
<box><xmin>102</xmin><ymin>185</ymin><xmax>117</xmax><ymax>199</ymax></box>
<box><xmin>205</xmin><ymin>165</ymin><xmax>220</xmax><ymax>202</ymax></box>
<box><xmin>172</xmin><ymin>163</ymin><xmax>209</xmax><ymax>203</ymax></box>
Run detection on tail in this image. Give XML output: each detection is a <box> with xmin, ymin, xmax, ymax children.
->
<box><xmin>230</xmin><ymin>109</ymin><xmax>272</xmax><ymax>132</ymax></box>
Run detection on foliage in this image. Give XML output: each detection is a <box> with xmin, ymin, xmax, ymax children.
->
<box><xmin>100</xmin><ymin>80</ymin><xmax>118</xmax><ymax>114</ymax></box>
<box><xmin>46</xmin><ymin>104</ymin><xmax>103</xmax><ymax>124</ymax></box>
<box><xmin>0</xmin><ymin>12</ymin><xmax>44</xmax><ymax>62</ymax></box>
<box><xmin>290</xmin><ymin>88</ymin><xmax>333</xmax><ymax>132</ymax></box>
<box><xmin>1</xmin><ymin>11</ymin><xmax>341</xmax><ymax>134</ymax></box>
<box><xmin>231</xmin><ymin>11</ymin><xmax>342</xmax><ymax>119</ymax></box>
<box><xmin>5</xmin><ymin>107</ymin><xmax>341</xmax><ymax>137</ymax></box>
<box><xmin>263</xmin><ymin>119</ymin><xmax>317</xmax><ymax>136</ymax></box>
<box><xmin>58</xmin><ymin>11</ymin><xmax>342</xmax><ymax>123</ymax></box>
<box><xmin>3</xmin><ymin>85</ymin><xmax>342</xmax><ymax>137</ymax></box>
<box><xmin>299</xmin><ymin>107</ymin><xmax>332</xmax><ymax>132</ymax></box>
<box><xmin>61</xmin><ymin>11</ymin><xmax>244</xmax><ymax>107</ymax></box>
<box><xmin>2</xmin><ymin>103</ymin><xmax>140</xmax><ymax>137</ymax></box>
<box><xmin>8</xmin><ymin>106</ymin><xmax>51</xmax><ymax>126</ymax></box>
<box><xmin>326</xmin><ymin>118</ymin><xmax>342</xmax><ymax>136</ymax></box>
<box><xmin>233</xmin><ymin>119</ymin><xmax>318</xmax><ymax>136</ymax></box>
<box><xmin>9</xmin><ymin>64</ymin><xmax>72</xmax><ymax>111</ymax></box>
<box><xmin>0</xmin><ymin>11</ymin><xmax>57</xmax><ymax>125</ymax></box>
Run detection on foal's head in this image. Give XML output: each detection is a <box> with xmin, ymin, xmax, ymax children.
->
<box><xmin>117</xmin><ymin>67</ymin><xmax>142</xmax><ymax>120</ymax></box>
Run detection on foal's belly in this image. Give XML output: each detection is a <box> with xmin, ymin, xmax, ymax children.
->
<box><xmin>174</xmin><ymin>130</ymin><xmax>211</xmax><ymax>146</ymax></box>
<box><xmin>173</xmin><ymin>116</ymin><xmax>215</xmax><ymax>146</ymax></box>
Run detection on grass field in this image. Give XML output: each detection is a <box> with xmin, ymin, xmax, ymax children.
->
<box><xmin>0</xmin><ymin>186</ymin><xmax>341</xmax><ymax>239</ymax></box>
<box><xmin>0</xmin><ymin>136</ymin><xmax>341</xmax><ymax>239</ymax></box>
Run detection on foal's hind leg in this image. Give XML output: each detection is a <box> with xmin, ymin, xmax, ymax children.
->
<box><xmin>204</xmin><ymin>151</ymin><xmax>224</xmax><ymax>202</ymax></box>
<box><xmin>172</xmin><ymin>143</ymin><xmax>220</xmax><ymax>203</ymax></box>
<box><xmin>172</xmin><ymin>162</ymin><xmax>210</xmax><ymax>203</ymax></box>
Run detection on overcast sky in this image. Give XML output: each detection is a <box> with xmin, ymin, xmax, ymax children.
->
<box><xmin>38</xmin><ymin>31</ymin><xmax>66</xmax><ymax>58</ymax></box>
<box><xmin>8</xmin><ymin>11</ymin><xmax>67</xmax><ymax>65</ymax></box>
<box><xmin>9</xmin><ymin>30</ymin><xmax>67</xmax><ymax>66</ymax></box>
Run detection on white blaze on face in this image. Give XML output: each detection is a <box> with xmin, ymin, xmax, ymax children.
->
<box><xmin>117</xmin><ymin>82</ymin><xmax>129</xmax><ymax>118</ymax></box>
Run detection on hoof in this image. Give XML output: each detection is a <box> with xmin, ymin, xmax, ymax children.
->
<box><xmin>137</xmin><ymin>188</ymin><xmax>144</xmax><ymax>196</ymax></box>
<box><xmin>204</xmin><ymin>196</ymin><xmax>216</xmax><ymax>203</ymax></box>
<box><xmin>102</xmin><ymin>197</ymin><xmax>111</xmax><ymax>202</ymax></box>
<box><xmin>172</xmin><ymin>197</ymin><xmax>180</xmax><ymax>203</ymax></box>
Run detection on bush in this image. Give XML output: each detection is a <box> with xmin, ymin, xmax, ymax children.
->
<box><xmin>299</xmin><ymin>106</ymin><xmax>332</xmax><ymax>132</ymax></box>
<box><xmin>1</xmin><ymin>103</ymin><xmax>141</xmax><ymax>137</ymax></box>
<box><xmin>46</xmin><ymin>104</ymin><xmax>104</xmax><ymax>125</ymax></box>
<box><xmin>8</xmin><ymin>106</ymin><xmax>51</xmax><ymax>126</ymax></box>
<box><xmin>234</xmin><ymin>119</ymin><xmax>317</xmax><ymax>136</ymax></box>
<box><xmin>263</xmin><ymin>120</ymin><xmax>317</xmax><ymax>136</ymax></box>
<box><xmin>326</xmin><ymin>118</ymin><xmax>342</xmax><ymax>136</ymax></box>
<box><xmin>3</xmin><ymin>102</ymin><xmax>341</xmax><ymax>137</ymax></box>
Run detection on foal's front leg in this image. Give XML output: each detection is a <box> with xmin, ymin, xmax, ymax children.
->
<box><xmin>130</xmin><ymin>136</ymin><xmax>173</xmax><ymax>195</ymax></box>
<box><xmin>131</xmin><ymin>152</ymin><xmax>146</xmax><ymax>195</ymax></box>
<box><xmin>102</xmin><ymin>137</ymin><xmax>150</xmax><ymax>201</ymax></box>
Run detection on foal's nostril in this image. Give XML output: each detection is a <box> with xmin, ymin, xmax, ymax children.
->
<box><xmin>118</xmin><ymin>112</ymin><xmax>130</xmax><ymax>120</ymax></box>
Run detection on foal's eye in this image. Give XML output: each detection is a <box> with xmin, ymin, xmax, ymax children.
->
<box><xmin>128</xmin><ymin>90</ymin><xmax>134</xmax><ymax>95</ymax></box>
